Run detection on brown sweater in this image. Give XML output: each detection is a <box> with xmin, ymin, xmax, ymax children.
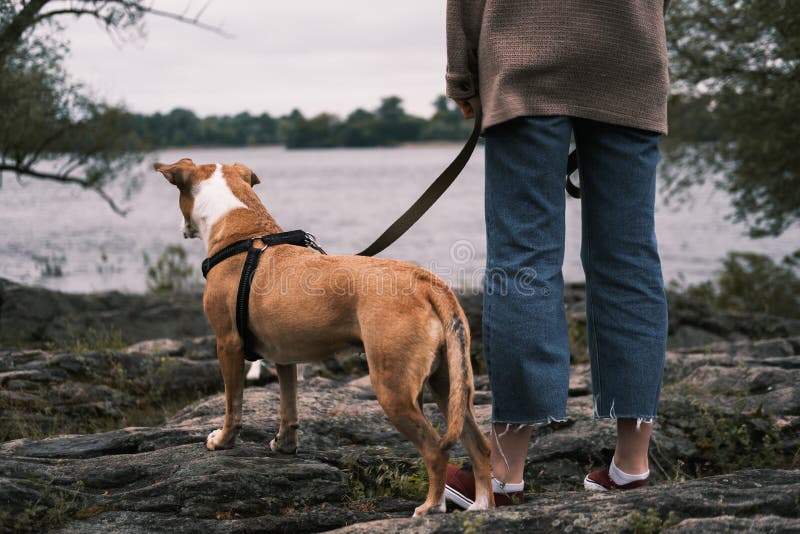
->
<box><xmin>446</xmin><ymin>0</ymin><xmax>671</xmax><ymax>134</ymax></box>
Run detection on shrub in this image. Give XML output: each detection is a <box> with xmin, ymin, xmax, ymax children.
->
<box><xmin>143</xmin><ymin>245</ymin><xmax>195</xmax><ymax>294</ymax></box>
<box><xmin>341</xmin><ymin>450</ymin><xmax>427</xmax><ymax>501</ymax></box>
<box><xmin>671</xmin><ymin>250</ymin><xmax>800</xmax><ymax>319</ymax></box>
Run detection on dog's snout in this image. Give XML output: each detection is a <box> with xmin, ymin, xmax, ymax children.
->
<box><xmin>181</xmin><ymin>220</ymin><xmax>199</xmax><ymax>239</ymax></box>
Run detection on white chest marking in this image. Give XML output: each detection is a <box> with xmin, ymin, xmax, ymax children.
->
<box><xmin>192</xmin><ymin>164</ymin><xmax>247</xmax><ymax>243</ymax></box>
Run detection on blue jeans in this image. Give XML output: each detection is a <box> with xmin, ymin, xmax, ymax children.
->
<box><xmin>483</xmin><ymin>116</ymin><xmax>668</xmax><ymax>424</ymax></box>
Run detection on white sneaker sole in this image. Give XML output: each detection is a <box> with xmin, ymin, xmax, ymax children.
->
<box><xmin>444</xmin><ymin>484</ymin><xmax>474</xmax><ymax>510</ymax></box>
<box><xmin>583</xmin><ymin>475</ymin><xmax>609</xmax><ymax>492</ymax></box>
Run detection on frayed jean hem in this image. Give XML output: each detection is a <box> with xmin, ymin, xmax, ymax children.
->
<box><xmin>593</xmin><ymin>414</ymin><xmax>658</xmax><ymax>430</ymax></box>
<box><xmin>490</xmin><ymin>415</ymin><xmax>569</xmax><ymax>427</ymax></box>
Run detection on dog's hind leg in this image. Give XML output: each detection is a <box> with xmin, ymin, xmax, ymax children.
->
<box><xmin>366</xmin><ymin>349</ymin><xmax>449</xmax><ymax>517</ymax></box>
<box><xmin>459</xmin><ymin>414</ymin><xmax>494</xmax><ymax>510</ymax></box>
<box><xmin>378</xmin><ymin>394</ymin><xmax>449</xmax><ymax>517</ymax></box>
<box><xmin>270</xmin><ymin>363</ymin><xmax>299</xmax><ymax>453</ymax></box>
<box><xmin>429</xmin><ymin>366</ymin><xmax>494</xmax><ymax>511</ymax></box>
<box><xmin>207</xmin><ymin>335</ymin><xmax>245</xmax><ymax>450</ymax></box>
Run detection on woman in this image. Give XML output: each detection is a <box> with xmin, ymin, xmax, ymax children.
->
<box><xmin>444</xmin><ymin>0</ymin><xmax>671</xmax><ymax>508</ymax></box>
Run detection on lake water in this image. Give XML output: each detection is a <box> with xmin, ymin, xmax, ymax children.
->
<box><xmin>1</xmin><ymin>145</ymin><xmax>796</xmax><ymax>294</ymax></box>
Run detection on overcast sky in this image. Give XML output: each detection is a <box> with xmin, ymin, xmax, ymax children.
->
<box><xmin>62</xmin><ymin>1</ymin><xmax>448</xmax><ymax>119</ymax></box>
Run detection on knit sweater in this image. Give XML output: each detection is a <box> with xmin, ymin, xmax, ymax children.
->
<box><xmin>446</xmin><ymin>0</ymin><xmax>671</xmax><ymax>134</ymax></box>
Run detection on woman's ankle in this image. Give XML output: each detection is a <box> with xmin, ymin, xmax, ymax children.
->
<box><xmin>490</xmin><ymin>422</ymin><xmax>534</xmax><ymax>484</ymax></box>
<box><xmin>611</xmin><ymin>453</ymin><xmax>649</xmax><ymax>475</ymax></box>
<box><xmin>614</xmin><ymin>419</ymin><xmax>652</xmax><ymax>474</ymax></box>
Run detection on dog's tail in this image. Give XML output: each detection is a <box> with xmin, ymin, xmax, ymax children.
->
<box><xmin>430</xmin><ymin>288</ymin><xmax>471</xmax><ymax>452</ymax></box>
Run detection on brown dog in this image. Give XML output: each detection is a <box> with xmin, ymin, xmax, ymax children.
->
<box><xmin>156</xmin><ymin>158</ymin><xmax>493</xmax><ymax>515</ymax></box>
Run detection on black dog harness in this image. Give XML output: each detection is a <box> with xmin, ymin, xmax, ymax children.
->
<box><xmin>201</xmin><ymin>230</ymin><xmax>326</xmax><ymax>361</ymax></box>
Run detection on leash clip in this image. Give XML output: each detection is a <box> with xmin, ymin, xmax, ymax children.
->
<box><xmin>304</xmin><ymin>233</ymin><xmax>327</xmax><ymax>255</ymax></box>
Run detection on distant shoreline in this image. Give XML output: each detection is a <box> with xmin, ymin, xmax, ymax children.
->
<box><xmin>152</xmin><ymin>141</ymin><xmax>468</xmax><ymax>152</ymax></box>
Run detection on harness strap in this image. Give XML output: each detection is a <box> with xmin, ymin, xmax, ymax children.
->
<box><xmin>202</xmin><ymin>229</ymin><xmax>312</xmax><ymax>278</ymax></box>
<box><xmin>202</xmin><ymin>230</ymin><xmax>325</xmax><ymax>361</ymax></box>
<box><xmin>236</xmin><ymin>245</ymin><xmax>264</xmax><ymax>361</ymax></box>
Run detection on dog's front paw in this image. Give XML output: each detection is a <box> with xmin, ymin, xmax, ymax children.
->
<box><xmin>467</xmin><ymin>496</ymin><xmax>490</xmax><ymax>511</ymax></box>
<box><xmin>412</xmin><ymin>496</ymin><xmax>446</xmax><ymax>517</ymax></box>
<box><xmin>206</xmin><ymin>428</ymin><xmax>234</xmax><ymax>450</ymax></box>
<box><xmin>269</xmin><ymin>436</ymin><xmax>298</xmax><ymax>454</ymax></box>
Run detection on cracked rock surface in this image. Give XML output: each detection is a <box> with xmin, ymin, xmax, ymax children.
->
<box><xmin>1</xmin><ymin>335</ymin><xmax>798</xmax><ymax>532</ymax></box>
<box><xmin>1</xmin><ymin>280</ymin><xmax>799</xmax><ymax>532</ymax></box>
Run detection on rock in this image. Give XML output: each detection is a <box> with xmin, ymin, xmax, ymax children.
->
<box><xmin>180</xmin><ymin>337</ymin><xmax>219</xmax><ymax>360</ymax></box>
<box><xmin>300</xmin><ymin>352</ymin><xmax>369</xmax><ymax>381</ymax></box>
<box><xmin>0</xmin><ymin>379</ymin><xmax>423</xmax><ymax>533</ymax></box>
<box><xmin>666</xmin><ymin>291</ymin><xmax>800</xmax><ymax>349</ymax></box>
<box><xmin>125</xmin><ymin>338</ymin><xmax>188</xmax><ymax>357</ymax></box>
<box><xmin>663</xmin><ymin>336</ymin><xmax>800</xmax><ymax>417</ymax></box>
<box><xmin>668</xmin><ymin>325</ymin><xmax>728</xmax><ymax>349</ymax></box>
<box><xmin>667</xmin><ymin>515</ymin><xmax>800</xmax><ymax>533</ymax></box>
<box><xmin>0</xmin><ymin>335</ymin><xmax>797</xmax><ymax>533</ymax></box>
<box><xmin>568</xmin><ymin>363</ymin><xmax>591</xmax><ymax>396</ymax></box>
<box><xmin>2</xmin><ymin>276</ymin><xmax>800</xmax><ymax>532</ymax></box>
<box><xmin>0</xmin><ymin>340</ymin><xmax>222</xmax><ymax>442</ymax></box>
<box><xmin>0</xmin><ymin>278</ymin><xmax>211</xmax><ymax>347</ymax></box>
<box><xmin>124</xmin><ymin>336</ymin><xmax>218</xmax><ymax>361</ymax></box>
<box><xmin>5</xmin><ymin>276</ymin><xmax>799</xmax><ymax>354</ymax></box>
<box><xmin>331</xmin><ymin>469</ymin><xmax>800</xmax><ymax>533</ymax></box>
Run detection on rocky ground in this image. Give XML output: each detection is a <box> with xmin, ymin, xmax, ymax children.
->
<box><xmin>0</xmin><ymin>278</ymin><xmax>212</xmax><ymax>348</ymax></box>
<box><xmin>4</xmin><ymin>277</ymin><xmax>800</xmax><ymax>354</ymax></box>
<box><xmin>0</xmin><ymin>337</ymin><xmax>221</xmax><ymax>441</ymax></box>
<box><xmin>0</xmin><ymin>279</ymin><xmax>799</xmax><ymax>532</ymax></box>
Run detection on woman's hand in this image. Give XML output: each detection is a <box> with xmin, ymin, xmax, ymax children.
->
<box><xmin>454</xmin><ymin>98</ymin><xmax>475</xmax><ymax>119</ymax></box>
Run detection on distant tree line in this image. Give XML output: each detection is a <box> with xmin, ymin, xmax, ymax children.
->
<box><xmin>128</xmin><ymin>93</ymin><xmax>722</xmax><ymax>151</ymax></box>
<box><xmin>127</xmin><ymin>95</ymin><xmax>473</xmax><ymax>149</ymax></box>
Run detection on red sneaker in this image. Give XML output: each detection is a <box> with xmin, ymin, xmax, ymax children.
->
<box><xmin>444</xmin><ymin>465</ymin><xmax>524</xmax><ymax>509</ymax></box>
<box><xmin>583</xmin><ymin>467</ymin><xmax>649</xmax><ymax>491</ymax></box>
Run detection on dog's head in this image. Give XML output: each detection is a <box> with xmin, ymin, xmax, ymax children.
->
<box><xmin>155</xmin><ymin>159</ymin><xmax>260</xmax><ymax>239</ymax></box>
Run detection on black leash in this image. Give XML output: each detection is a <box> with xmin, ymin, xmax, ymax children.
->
<box><xmin>566</xmin><ymin>150</ymin><xmax>580</xmax><ymax>199</ymax></box>
<box><xmin>356</xmin><ymin>96</ymin><xmax>580</xmax><ymax>257</ymax></box>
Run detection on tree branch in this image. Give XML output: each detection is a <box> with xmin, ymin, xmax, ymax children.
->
<box><xmin>105</xmin><ymin>0</ymin><xmax>232</xmax><ymax>37</ymax></box>
<box><xmin>33</xmin><ymin>4</ymin><xmax>232</xmax><ymax>37</ymax></box>
<box><xmin>2</xmin><ymin>0</ymin><xmax>231</xmax><ymax>65</ymax></box>
<box><xmin>32</xmin><ymin>9</ymin><xmax>107</xmax><ymax>25</ymax></box>
<box><xmin>22</xmin><ymin>126</ymin><xmax>73</xmax><ymax>169</ymax></box>
<box><xmin>134</xmin><ymin>5</ymin><xmax>232</xmax><ymax>37</ymax></box>
<box><xmin>0</xmin><ymin>0</ymin><xmax>50</xmax><ymax>61</ymax></box>
<box><xmin>0</xmin><ymin>164</ymin><xmax>129</xmax><ymax>215</ymax></box>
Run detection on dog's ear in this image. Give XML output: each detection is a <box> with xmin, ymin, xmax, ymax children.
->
<box><xmin>232</xmin><ymin>162</ymin><xmax>260</xmax><ymax>187</ymax></box>
<box><xmin>154</xmin><ymin>158</ymin><xmax>195</xmax><ymax>188</ymax></box>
